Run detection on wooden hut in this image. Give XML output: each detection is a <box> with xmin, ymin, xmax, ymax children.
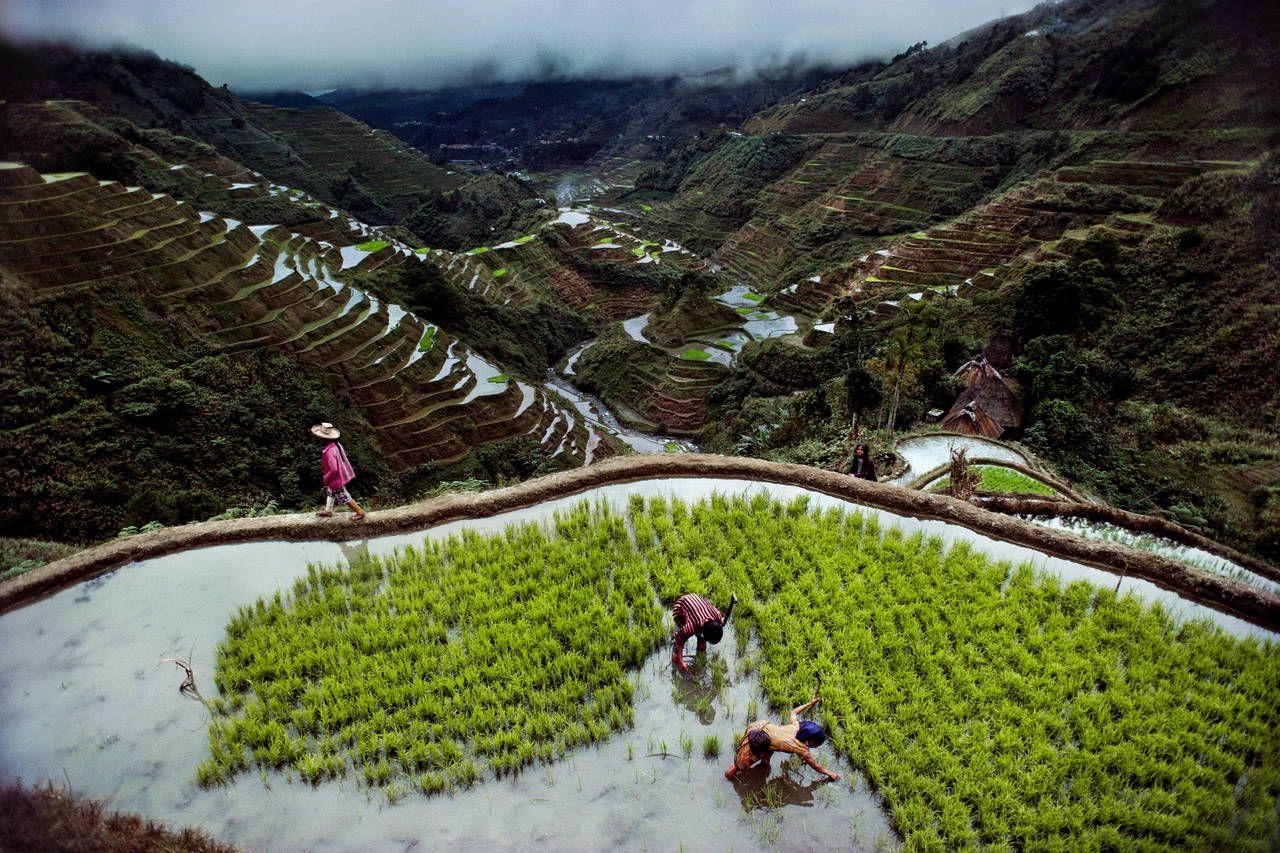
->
<box><xmin>942</xmin><ymin>355</ymin><xmax>1023</xmax><ymax>438</ymax></box>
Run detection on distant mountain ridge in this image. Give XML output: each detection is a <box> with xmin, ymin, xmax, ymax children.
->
<box><xmin>316</xmin><ymin>70</ymin><xmax>836</xmax><ymax>172</ymax></box>
<box><xmin>0</xmin><ymin>0</ymin><xmax>1276</xmax><ymax>561</ymax></box>
<box><xmin>0</xmin><ymin>40</ymin><xmax>543</xmax><ymax>251</ymax></box>
<box><xmin>605</xmin><ymin>0</ymin><xmax>1279</xmax><ymax>559</ymax></box>
<box><xmin>746</xmin><ymin>0</ymin><xmax>1280</xmax><ymax>135</ymax></box>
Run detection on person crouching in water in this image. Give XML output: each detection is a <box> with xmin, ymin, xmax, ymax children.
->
<box><xmin>311</xmin><ymin>422</ymin><xmax>366</xmax><ymax>521</ymax></box>
<box><xmin>671</xmin><ymin>592</ymin><xmax>734</xmax><ymax>673</ymax></box>
<box><xmin>725</xmin><ymin>694</ymin><xmax>840</xmax><ymax>782</ymax></box>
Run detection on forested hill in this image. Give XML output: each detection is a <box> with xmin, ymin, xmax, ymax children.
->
<box><xmin>746</xmin><ymin>0</ymin><xmax>1280</xmax><ymax>135</ymax></box>
<box><xmin>0</xmin><ymin>41</ymin><xmax>543</xmax><ymax>250</ymax></box>
<box><xmin>616</xmin><ymin>0</ymin><xmax>1279</xmax><ymax>560</ymax></box>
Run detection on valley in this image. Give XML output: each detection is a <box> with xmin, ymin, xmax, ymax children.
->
<box><xmin>1</xmin><ymin>0</ymin><xmax>1279</xmax><ymax>848</ymax></box>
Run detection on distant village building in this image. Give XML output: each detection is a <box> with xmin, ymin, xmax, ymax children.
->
<box><xmin>941</xmin><ymin>354</ymin><xmax>1023</xmax><ymax>438</ymax></box>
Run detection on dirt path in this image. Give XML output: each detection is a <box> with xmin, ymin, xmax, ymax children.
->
<box><xmin>4</xmin><ymin>454</ymin><xmax>1277</xmax><ymax>628</ymax></box>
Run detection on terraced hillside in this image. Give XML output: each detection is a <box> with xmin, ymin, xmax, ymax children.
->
<box><xmin>640</xmin><ymin>128</ymin><xmax>1270</xmax><ymax>305</ymax></box>
<box><xmin>0</xmin><ymin>161</ymin><xmax>614</xmax><ymax>541</ymax></box>
<box><xmin>0</xmin><ymin>41</ymin><xmax>541</xmax><ymax>249</ymax></box>
<box><xmin>616</xmin><ymin>0</ymin><xmax>1280</xmax><ymax>561</ymax></box>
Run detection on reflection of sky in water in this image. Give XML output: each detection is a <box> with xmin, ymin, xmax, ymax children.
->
<box><xmin>458</xmin><ymin>352</ymin><xmax>509</xmax><ymax>404</ymax></box>
<box><xmin>891</xmin><ymin>435</ymin><xmax>1029</xmax><ymax>485</ymax></box>
<box><xmin>715</xmin><ymin>284</ymin><xmax>765</xmax><ymax>308</ymax></box>
<box><xmin>561</xmin><ymin>340</ymin><xmax>595</xmax><ymax>376</ymax></box>
<box><xmin>714</xmin><ymin>286</ymin><xmax>798</xmax><ymax>342</ymax></box>
<box><xmin>550</xmin><ymin>208</ymin><xmax>591</xmax><ymax>228</ymax></box>
<box><xmin>713</xmin><ymin>331</ymin><xmax>752</xmax><ymax>352</ymax></box>
<box><xmin>1035</xmin><ymin>516</ymin><xmax>1280</xmax><ymax>594</ymax></box>
<box><xmin>544</xmin><ymin>375</ymin><xmax>673</xmax><ymax>454</ymax></box>
<box><xmin>1</xmin><ymin>479</ymin><xmax>1272</xmax><ymax>852</ymax></box>
<box><xmin>742</xmin><ymin>314</ymin><xmax>798</xmax><ymax>340</ymax></box>
<box><xmin>622</xmin><ymin>313</ymin><xmax>650</xmax><ymax>343</ymax></box>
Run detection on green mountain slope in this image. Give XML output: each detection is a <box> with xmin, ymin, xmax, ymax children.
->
<box><xmin>0</xmin><ymin>41</ymin><xmax>543</xmax><ymax>250</ymax></box>
<box><xmin>621</xmin><ymin>0</ymin><xmax>1279</xmax><ymax>559</ymax></box>
<box><xmin>1</xmin><ymin>0</ymin><xmax>1276</xmax><ymax>561</ymax></box>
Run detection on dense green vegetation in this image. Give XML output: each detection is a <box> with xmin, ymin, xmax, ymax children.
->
<box><xmin>0</xmin><ymin>281</ymin><xmax>392</xmax><ymax>542</ymax></box>
<box><xmin>998</xmin><ymin>157</ymin><xmax>1280</xmax><ymax>558</ymax></box>
<box><xmin>207</xmin><ymin>495</ymin><xmax>1280</xmax><ymax>848</ymax></box>
<box><xmin>201</xmin><ymin>502</ymin><xmax>664</xmax><ymax>794</ymax></box>
<box><xmin>0</xmin><ymin>537</ymin><xmax>79</xmax><ymax>581</ymax></box>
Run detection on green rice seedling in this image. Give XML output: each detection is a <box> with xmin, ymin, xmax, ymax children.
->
<box><xmin>679</xmin><ymin>732</ymin><xmax>693</xmax><ymax>759</ymax></box>
<box><xmin>195</xmin><ymin>759</ymin><xmax>225</xmax><ymax>787</ymax></box>
<box><xmin>201</xmin><ymin>494</ymin><xmax>1280</xmax><ymax>846</ymax></box>
<box><xmin>702</xmin><ymin>735</ymin><xmax>721</xmax><ymax>759</ymax></box>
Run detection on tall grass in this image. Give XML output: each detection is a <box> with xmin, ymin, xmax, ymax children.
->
<box><xmin>203</xmin><ymin>494</ymin><xmax>1280</xmax><ymax>850</ymax></box>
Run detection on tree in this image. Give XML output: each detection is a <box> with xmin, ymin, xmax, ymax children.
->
<box><xmin>844</xmin><ymin>363</ymin><xmax>883</xmax><ymax>438</ymax></box>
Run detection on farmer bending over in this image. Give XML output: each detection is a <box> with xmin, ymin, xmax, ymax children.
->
<box><xmin>671</xmin><ymin>592</ymin><xmax>734</xmax><ymax>673</ymax></box>
<box><xmin>725</xmin><ymin>695</ymin><xmax>840</xmax><ymax>782</ymax></box>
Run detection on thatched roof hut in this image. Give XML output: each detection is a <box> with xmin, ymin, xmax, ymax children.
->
<box><xmin>942</xmin><ymin>355</ymin><xmax>1023</xmax><ymax>438</ymax></box>
<box><xmin>942</xmin><ymin>401</ymin><xmax>1005</xmax><ymax>437</ymax></box>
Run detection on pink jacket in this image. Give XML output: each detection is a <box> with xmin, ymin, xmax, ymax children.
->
<box><xmin>321</xmin><ymin>441</ymin><xmax>356</xmax><ymax>490</ymax></box>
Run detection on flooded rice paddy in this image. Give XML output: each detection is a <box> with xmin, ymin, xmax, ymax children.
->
<box><xmin>1</xmin><ymin>479</ymin><xmax>1272</xmax><ymax>850</ymax></box>
<box><xmin>890</xmin><ymin>434</ymin><xmax>1032</xmax><ymax>486</ymax></box>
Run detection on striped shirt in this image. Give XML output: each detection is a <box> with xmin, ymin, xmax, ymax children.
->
<box><xmin>672</xmin><ymin>593</ymin><xmax>723</xmax><ymax>650</ymax></box>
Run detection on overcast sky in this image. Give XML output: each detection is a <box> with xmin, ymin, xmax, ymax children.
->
<box><xmin>1</xmin><ymin>0</ymin><xmax>1042</xmax><ymax>91</ymax></box>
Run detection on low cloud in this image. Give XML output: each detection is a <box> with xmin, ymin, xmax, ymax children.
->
<box><xmin>2</xmin><ymin>0</ymin><xmax>1040</xmax><ymax>91</ymax></box>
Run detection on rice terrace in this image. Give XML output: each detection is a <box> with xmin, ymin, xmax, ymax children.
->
<box><xmin>2</xmin><ymin>0</ymin><xmax>1279</xmax><ymax>848</ymax></box>
<box><xmin>1</xmin><ymin>462</ymin><xmax>1277</xmax><ymax>849</ymax></box>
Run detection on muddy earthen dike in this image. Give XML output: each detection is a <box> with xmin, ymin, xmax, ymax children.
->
<box><xmin>4</xmin><ymin>455</ymin><xmax>1277</xmax><ymax>629</ymax></box>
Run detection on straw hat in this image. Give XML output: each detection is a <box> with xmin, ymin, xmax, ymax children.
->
<box><xmin>310</xmin><ymin>422</ymin><xmax>341</xmax><ymax>439</ymax></box>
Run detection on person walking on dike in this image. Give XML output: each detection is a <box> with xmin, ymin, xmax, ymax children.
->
<box><xmin>671</xmin><ymin>592</ymin><xmax>735</xmax><ymax>673</ymax></box>
<box><xmin>725</xmin><ymin>694</ymin><xmax>840</xmax><ymax>782</ymax></box>
<box><xmin>849</xmin><ymin>441</ymin><xmax>876</xmax><ymax>481</ymax></box>
<box><xmin>311</xmin><ymin>422</ymin><xmax>366</xmax><ymax>521</ymax></box>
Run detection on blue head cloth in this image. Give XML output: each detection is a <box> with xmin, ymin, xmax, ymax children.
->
<box><xmin>797</xmin><ymin>720</ymin><xmax>827</xmax><ymax>747</ymax></box>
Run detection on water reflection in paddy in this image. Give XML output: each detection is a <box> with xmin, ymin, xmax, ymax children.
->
<box><xmin>1</xmin><ymin>479</ymin><xmax>1271</xmax><ymax>850</ymax></box>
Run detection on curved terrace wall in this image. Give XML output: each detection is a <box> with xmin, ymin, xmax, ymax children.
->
<box><xmin>5</xmin><ymin>454</ymin><xmax>1278</xmax><ymax>629</ymax></box>
<box><xmin>908</xmin><ymin>456</ymin><xmax>1087</xmax><ymax>502</ymax></box>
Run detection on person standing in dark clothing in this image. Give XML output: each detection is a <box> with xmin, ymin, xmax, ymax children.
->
<box><xmin>849</xmin><ymin>442</ymin><xmax>876</xmax><ymax>481</ymax></box>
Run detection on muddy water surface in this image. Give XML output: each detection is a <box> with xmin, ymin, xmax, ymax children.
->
<box><xmin>2</xmin><ymin>479</ymin><xmax>1272</xmax><ymax>851</ymax></box>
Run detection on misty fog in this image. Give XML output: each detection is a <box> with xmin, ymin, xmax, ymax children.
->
<box><xmin>2</xmin><ymin>0</ymin><xmax>1042</xmax><ymax>91</ymax></box>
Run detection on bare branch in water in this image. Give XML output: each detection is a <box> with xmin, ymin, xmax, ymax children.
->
<box><xmin>160</xmin><ymin>657</ymin><xmax>209</xmax><ymax>708</ymax></box>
